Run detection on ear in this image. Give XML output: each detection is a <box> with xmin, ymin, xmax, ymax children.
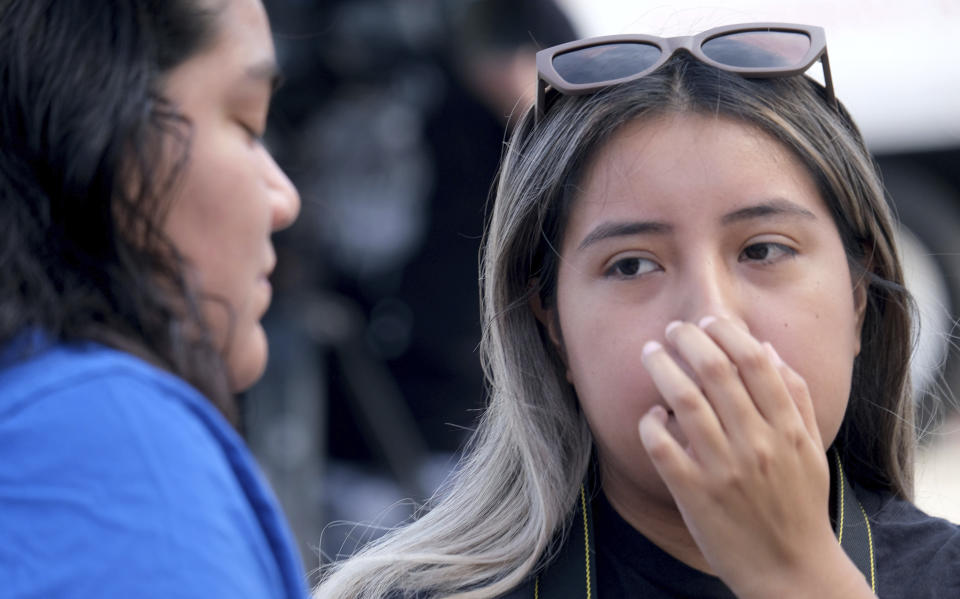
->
<box><xmin>529</xmin><ymin>278</ymin><xmax>561</xmax><ymax>348</ymax></box>
<box><xmin>529</xmin><ymin>279</ymin><xmax>573</xmax><ymax>382</ymax></box>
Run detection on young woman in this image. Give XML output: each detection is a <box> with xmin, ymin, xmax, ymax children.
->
<box><xmin>315</xmin><ymin>24</ymin><xmax>960</xmax><ymax>598</ymax></box>
<box><xmin>0</xmin><ymin>0</ymin><xmax>307</xmax><ymax>596</ymax></box>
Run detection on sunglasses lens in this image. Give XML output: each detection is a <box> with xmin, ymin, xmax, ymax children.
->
<box><xmin>553</xmin><ymin>42</ymin><xmax>662</xmax><ymax>85</ymax></box>
<box><xmin>701</xmin><ymin>31</ymin><xmax>810</xmax><ymax>68</ymax></box>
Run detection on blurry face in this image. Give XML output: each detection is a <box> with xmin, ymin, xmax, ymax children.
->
<box><xmin>161</xmin><ymin>0</ymin><xmax>300</xmax><ymax>391</ymax></box>
<box><xmin>540</xmin><ymin>112</ymin><xmax>865</xmax><ymax>506</ymax></box>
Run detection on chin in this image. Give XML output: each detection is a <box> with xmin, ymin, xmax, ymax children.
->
<box><xmin>226</xmin><ymin>324</ymin><xmax>269</xmax><ymax>392</ymax></box>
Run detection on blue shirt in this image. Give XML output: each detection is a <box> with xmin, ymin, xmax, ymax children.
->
<box><xmin>0</xmin><ymin>339</ymin><xmax>310</xmax><ymax>598</ymax></box>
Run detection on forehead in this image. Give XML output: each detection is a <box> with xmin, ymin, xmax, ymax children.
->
<box><xmin>569</xmin><ymin>112</ymin><xmax>826</xmax><ymax>228</ymax></box>
<box><xmin>162</xmin><ymin>0</ymin><xmax>275</xmax><ymax>96</ymax></box>
<box><xmin>200</xmin><ymin>0</ymin><xmax>274</xmax><ymax>63</ymax></box>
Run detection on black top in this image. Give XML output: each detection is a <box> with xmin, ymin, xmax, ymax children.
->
<box><xmin>859</xmin><ymin>484</ymin><xmax>960</xmax><ymax>598</ymax></box>
<box><xmin>499</xmin><ymin>484</ymin><xmax>960</xmax><ymax>598</ymax></box>
<box><xmin>592</xmin><ymin>491</ymin><xmax>736</xmax><ymax>598</ymax></box>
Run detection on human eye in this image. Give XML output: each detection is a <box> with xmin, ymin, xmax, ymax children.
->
<box><xmin>238</xmin><ymin>120</ymin><xmax>265</xmax><ymax>144</ymax></box>
<box><xmin>604</xmin><ymin>256</ymin><xmax>661</xmax><ymax>279</ymax></box>
<box><xmin>739</xmin><ymin>242</ymin><xmax>797</xmax><ymax>264</ymax></box>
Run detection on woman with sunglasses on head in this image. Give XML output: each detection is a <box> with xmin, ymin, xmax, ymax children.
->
<box><xmin>315</xmin><ymin>24</ymin><xmax>960</xmax><ymax>599</ymax></box>
<box><xmin>0</xmin><ymin>0</ymin><xmax>308</xmax><ymax>597</ymax></box>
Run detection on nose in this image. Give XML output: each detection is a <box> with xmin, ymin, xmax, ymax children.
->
<box><xmin>264</xmin><ymin>150</ymin><xmax>300</xmax><ymax>232</ymax></box>
<box><xmin>677</xmin><ymin>257</ymin><xmax>749</xmax><ymax>330</ymax></box>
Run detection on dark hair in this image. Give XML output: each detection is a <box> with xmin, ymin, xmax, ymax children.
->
<box><xmin>0</xmin><ymin>0</ymin><xmax>237</xmax><ymax>418</ymax></box>
<box><xmin>507</xmin><ymin>55</ymin><xmax>913</xmax><ymax>498</ymax></box>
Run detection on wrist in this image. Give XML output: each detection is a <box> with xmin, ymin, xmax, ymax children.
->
<box><xmin>732</xmin><ymin>539</ymin><xmax>875</xmax><ymax>599</ymax></box>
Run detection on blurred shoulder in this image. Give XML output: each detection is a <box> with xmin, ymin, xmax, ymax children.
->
<box><xmin>0</xmin><ymin>339</ymin><xmax>303</xmax><ymax>597</ymax></box>
<box><xmin>0</xmin><ymin>337</ymin><xmax>233</xmax><ymax>447</ymax></box>
<box><xmin>0</xmin><ymin>337</ymin><xmax>205</xmax><ymax>409</ymax></box>
<box><xmin>858</xmin><ymin>485</ymin><xmax>960</xmax><ymax>597</ymax></box>
<box><xmin>0</xmin><ymin>337</ymin><xmax>244</xmax><ymax>503</ymax></box>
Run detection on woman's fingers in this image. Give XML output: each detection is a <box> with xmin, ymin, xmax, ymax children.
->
<box><xmin>697</xmin><ymin>317</ymin><xmax>822</xmax><ymax>449</ymax></box>
<box><xmin>769</xmin><ymin>349</ymin><xmax>823</xmax><ymax>448</ymax></box>
<box><xmin>639</xmin><ymin>317</ymin><xmax>838</xmax><ymax>597</ymax></box>
<box><xmin>646</xmin><ymin>316</ymin><xmax>825</xmax><ymax>466</ymax></box>
<box><xmin>695</xmin><ymin>317</ymin><xmax>802</xmax><ymax>429</ymax></box>
<box><xmin>638</xmin><ymin>405</ymin><xmax>706</xmax><ymax>510</ymax></box>
<box><xmin>642</xmin><ymin>315</ymin><xmax>826</xmax><ymax>474</ymax></box>
<box><xmin>638</xmin><ymin>404</ymin><xmax>693</xmax><ymax>477</ymax></box>
<box><xmin>663</xmin><ymin>320</ymin><xmax>766</xmax><ymax>442</ymax></box>
<box><xmin>640</xmin><ymin>340</ymin><xmax>730</xmax><ymax>468</ymax></box>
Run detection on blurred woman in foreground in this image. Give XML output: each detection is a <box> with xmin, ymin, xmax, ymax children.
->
<box><xmin>0</xmin><ymin>0</ymin><xmax>308</xmax><ymax>596</ymax></box>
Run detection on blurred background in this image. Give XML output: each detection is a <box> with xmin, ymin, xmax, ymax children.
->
<box><xmin>246</xmin><ymin>0</ymin><xmax>960</xmax><ymax>580</ymax></box>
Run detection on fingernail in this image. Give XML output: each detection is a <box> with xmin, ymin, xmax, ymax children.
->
<box><xmin>647</xmin><ymin>404</ymin><xmax>668</xmax><ymax>422</ymax></box>
<box><xmin>665</xmin><ymin>320</ymin><xmax>682</xmax><ymax>337</ymax></box>
<box><xmin>698</xmin><ymin>315</ymin><xmax>717</xmax><ymax>329</ymax></box>
<box><xmin>639</xmin><ymin>405</ymin><xmax>668</xmax><ymax>438</ymax></box>
<box><xmin>764</xmin><ymin>342</ymin><xmax>783</xmax><ymax>366</ymax></box>
<box><xmin>642</xmin><ymin>340</ymin><xmax>663</xmax><ymax>356</ymax></box>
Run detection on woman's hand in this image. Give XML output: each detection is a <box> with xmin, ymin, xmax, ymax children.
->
<box><xmin>638</xmin><ymin>316</ymin><xmax>875</xmax><ymax>599</ymax></box>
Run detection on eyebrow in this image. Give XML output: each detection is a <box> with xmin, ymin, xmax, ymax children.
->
<box><xmin>578</xmin><ymin>221</ymin><xmax>673</xmax><ymax>250</ymax></box>
<box><xmin>245</xmin><ymin>59</ymin><xmax>283</xmax><ymax>93</ymax></box>
<box><xmin>720</xmin><ymin>199</ymin><xmax>817</xmax><ymax>225</ymax></box>
<box><xmin>576</xmin><ymin>199</ymin><xmax>817</xmax><ymax>251</ymax></box>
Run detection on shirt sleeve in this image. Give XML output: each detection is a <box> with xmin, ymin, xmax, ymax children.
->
<box><xmin>0</xmin><ymin>367</ymin><xmax>287</xmax><ymax>598</ymax></box>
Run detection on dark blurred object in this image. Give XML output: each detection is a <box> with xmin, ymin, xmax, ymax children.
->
<box><xmin>262</xmin><ymin>0</ymin><xmax>575</xmax><ymax>456</ymax></box>
<box><xmin>252</xmin><ymin>0</ymin><xmax>576</xmax><ymax>571</ymax></box>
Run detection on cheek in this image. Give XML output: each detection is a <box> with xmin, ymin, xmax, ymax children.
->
<box><xmin>165</xmin><ymin>144</ymin><xmax>232</xmax><ymax>249</ymax></box>
<box><xmin>166</xmin><ymin>134</ymin><xmax>266</xmax><ymax>287</ymax></box>
<box><xmin>175</xmin><ymin>140</ymin><xmax>248</xmax><ymax>228</ymax></box>
<box><xmin>557</xmin><ymin>293</ymin><xmax>676</xmax><ymax>498</ymax></box>
<box><xmin>557</xmin><ymin>294</ymin><xmax>665</xmax><ymax>451</ymax></box>
<box><xmin>782</xmin><ymin>344</ymin><xmax>853</xmax><ymax>449</ymax></box>
<box><xmin>758</xmin><ymin>281</ymin><xmax>860</xmax><ymax>447</ymax></box>
<box><xmin>161</xmin><ymin>134</ymin><xmax>271</xmax><ymax>388</ymax></box>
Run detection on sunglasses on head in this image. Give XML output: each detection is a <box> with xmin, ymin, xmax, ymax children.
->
<box><xmin>535</xmin><ymin>22</ymin><xmax>836</xmax><ymax>124</ymax></box>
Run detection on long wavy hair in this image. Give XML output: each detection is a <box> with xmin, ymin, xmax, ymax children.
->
<box><xmin>0</xmin><ymin>0</ymin><xmax>236</xmax><ymax>417</ymax></box>
<box><xmin>315</xmin><ymin>53</ymin><xmax>915</xmax><ymax>599</ymax></box>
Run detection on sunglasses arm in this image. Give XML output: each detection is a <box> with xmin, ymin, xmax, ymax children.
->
<box><xmin>820</xmin><ymin>50</ymin><xmax>838</xmax><ymax>111</ymax></box>
<box><xmin>535</xmin><ymin>77</ymin><xmax>549</xmax><ymax>125</ymax></box>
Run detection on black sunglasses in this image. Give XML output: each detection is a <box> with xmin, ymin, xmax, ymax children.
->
<box><xmin>535</xmin><ymin>22</ymin><xmax>836</xmax><ymax>123</ymax></box>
